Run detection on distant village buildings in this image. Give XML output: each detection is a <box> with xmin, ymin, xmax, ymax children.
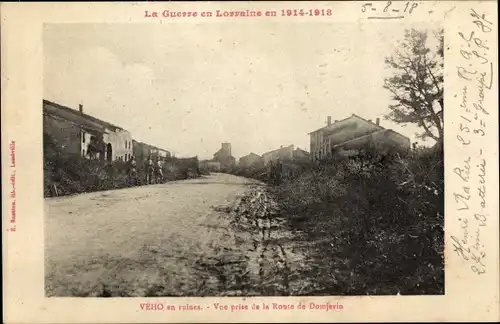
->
<box><xmin>43</xmin><ymin>99</ymin><xmax>171</xmax><ymax>164</ymax></box>
<box><xmin>199</xmin><ymin>142</ymin><xmax>236</xmax><ymax>172</ymax></box>
<box><xmin>261</xmin><ymin>145</ymin><xmax>294</xmax><ymax>166</ymax></box>
<box><xmin>261</xmin><ymin>145</ymin><xmax>310</xmax><ymax>166</ymax></box>
<box><xmin>212</xmin><ymin>142</ymin><xmax>236</xmax><ymax>170</ymax></box>
<box><xmin>238</xmin><ymin>153</ymin><xmax>264</xmax><ymax>169</ymax></box>
<box><xmin>293</xmin><ymin>147</ymin><xmax>310</xmax><ymax>161</ymax></box>
<box><xmin>309</xmin><ymin>114</ymin><xmax>410</xmax><ymax>162</ymax></box>
<box><xmin>133</xmin><ymin>140</ymin><xmax>172</xmax><ymax>169</ymax></box>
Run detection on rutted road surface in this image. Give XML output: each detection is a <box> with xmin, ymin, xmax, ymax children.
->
<box><xmin>45</xmin><ymin>173</ymin><xmax>309</xmax><ymax>297</ymax></box>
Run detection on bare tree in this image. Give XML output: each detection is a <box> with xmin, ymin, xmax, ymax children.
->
<box><xmin>384</xmin><ymin>28</ymin><xmax>444</xmax><ymax>144</ymax></box>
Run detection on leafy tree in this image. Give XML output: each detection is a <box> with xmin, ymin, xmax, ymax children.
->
<box><xmin>384</xmin><ymin>29</ymin><xmax>444</xmax><ymax>144</ymax></box>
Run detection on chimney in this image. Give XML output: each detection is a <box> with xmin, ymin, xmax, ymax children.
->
<box><xmin>368</xmin><ymin>119</ymin><xmax>372</xmax><ymax>123</ymax></box>
<box><xmin>327</xmin><ymin>116</ymin><xmax>332</xmax><ymax>126</ymax></box>
<box><xmin>376</xmin><ymin>118</ymin><xmax>380</xmax><ymax>125</ymax></box>
<box><xmin>79</xmin><ymin>104</ymin><xmax>83</xmax><ymax>113</ymax></box>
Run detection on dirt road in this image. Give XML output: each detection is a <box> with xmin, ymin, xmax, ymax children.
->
<box><xmin>45</xmin><ymin>173</ymin><xmax>307</xmax><ymax>297</ymax></box>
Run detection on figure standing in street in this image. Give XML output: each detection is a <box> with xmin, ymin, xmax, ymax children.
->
<box><xmin>146</xmin><ymin>156</ymin><xmax>154</xmax><ymax>184</ymax></box>
<box><xmin>128</xmin><ymin>156</ymin><xmax>137</xmax><ymax>186</ymax></box>
<box><xmin>155</xmin><ymin>157</ymin><xmax>164</xmax><ymax>184</ymax></box>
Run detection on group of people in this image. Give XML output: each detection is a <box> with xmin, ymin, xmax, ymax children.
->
<box><xmin>127</xmin><ymin>156</ymin><xmax>164</xmax><ymax>185</ymax></box>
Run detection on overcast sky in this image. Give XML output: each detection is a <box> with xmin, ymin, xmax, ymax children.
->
<box><xmin>44</xmin><ymin>22</ymin><xmax>439</xmax><ymax>160</ymax></box>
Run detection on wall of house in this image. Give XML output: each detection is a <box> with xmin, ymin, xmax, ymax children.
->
<box><xmin>158</xmin><ymin>150</ymin><xmax>171</xmax><ymax>158</ymax></box>
<box><xmin>103</xmin><ymin>129</ymin><xmax>133</xmax><ymax>162</ymax></box>
<box><xmin>43</xmin><ymin>114</ymin><xmax>81</xmax><ymax>156</ymax></box>
<box><xmin>333</xmin><ymin>129</ymin><xmax>411</xmax><ymax>154</ymax></box>
<box><xmin>375</xmin><ymin>130</ymin><xmax>411</xmax><ymax>152</ymax></box>
<box><xmin>150</xmin><ymin>148</ymin><xmax>171</xmax><ymax>160</ymax></box>
<box><xmin>239</xmin><ymin>154</ymin><xmax>264</xmax><ymax>168</ymax></box>
<box><xmin>262</xmin><ymin>145</ymin><xmax>294</xmax><ymax>166</ymax></box>
<box><xmin>293</xmin><ymin>148</ymin><xmax>310</xmax><ymax>161</ymax></box>
<box><xmin>133</xmin><ymin>141</ymin><xmax>149</xmax><ymax>168</ymax></box>
<box><xmin>311</xmin><ymin>130</ymin><xmax>331</xmax><ymax>161</ymax></box>
<box><xmin>80</xmin><ymin>131</ymin><xmax>100</xmax><ymax>158</ymax></box>
<box><xmin>326</xmin><ymin>119</ymin><xmax>380</xmax><ymax>148</ymax></box>
<box><xmin>311</xmin><ymin>118</ymin><xmax>383</xmax><ymax>161</ymax></box>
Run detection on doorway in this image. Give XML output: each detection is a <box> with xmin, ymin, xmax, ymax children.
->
<box><xmin>106</xmin><ymin>143</ymin><xmax>113</xmax><ymax>162</ymax></box>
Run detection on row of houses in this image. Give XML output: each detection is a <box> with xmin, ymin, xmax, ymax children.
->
<box><xmin>232</xmin><ymin>114</ymin><xmax>411</xmax><ymax>171</ymax></box>
<box><xmin>199</xmin><ymin>141</ymin><xmax>311</xmax><ymax>173</ymax></box>
<box><xmin>239</xmin><ymin>145</ymin><xmax>310</xmax><ymax>167</ymax></box>
<box><xmin>43</xmin><ymin>100</ymin><xmax>172</xmax><ymax>165</ymax></box>
<box><xmin>308</xmin><ymin>114</ymin><xmax>411</xmax><ymax>161</ymax></box>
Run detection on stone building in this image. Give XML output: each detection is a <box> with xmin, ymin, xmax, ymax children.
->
<box><xmin>212</xmin><ymin>142</ymin><xmax>236</xmax><ymax>170</ymax></box>
<box><xmin>308</xmin><ymin>114</ymin><xmax>410</xmax><ymax>162</ymax></box>
<box><xmin>43</xmin><ymin>100</ymin><xmax>133</xmax><ymax>162</ymax></box>
<box><xmin>238</xmin><ymin>152</ymin><xmax>264</xmax><ymax>169</ymax></box>
<box><xmin>149</xmin><ymin>146</ymin><xmax>171</xmax><ymax>160</ymax></box>
<box><xmin>132</xmin><ymin>140</ymin><xmax>171</xmax><ymax>169</ymax></box>
<box><xmin>261</xmin><ymin>144</ymin><xmax>294</xmax><ymax>166</ymax></box>
<box><xmin>293</xmin><ymin>147</ymin><xmax>310</xmax><ymax>162</ymax></box>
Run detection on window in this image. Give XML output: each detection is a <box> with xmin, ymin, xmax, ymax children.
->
<box><xmin>82</xmin><ymin>132</ymin><xmax>86</xmax><ymax>143</ymax></box>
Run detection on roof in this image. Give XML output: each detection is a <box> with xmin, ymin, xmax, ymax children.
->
<box><xmin>213</xmin><ymin>148</ymin><xmax>223</xmax><ymax>157</ymax></box>
<box><xmin>44</xmin><ymin>103</ymin><xmax>106</xmax><ymax>134</ymax></box>
<box><xmin>262</xmin><ymin>144</ymin><xmax>294</xmax><ymax>156</ymax></box>
<box><xmin>43</xmin><ymin>99</ymin><xmax>125</xmax><ymax>132</ymax></box>
<box><xmin>132</xmin><ymin>140</ymin><xmax>170</xmax><ymax>154</ymax></box>
<box><xmin>239</xmin><ymin>153</ymin><xmax>262</xmax><ymax>162</ymax></box>
<box><xmin>295</xmin><ymin>147</ymin><xmax>310</xmax><ymax>154</ymax></box>
<box><xmin>308</xmin><ymin>114</ymin><xmax>384</xmax><ymax>135</ymax></box>
<box><xmin>241</xmin><ymin>152</ymin><xmax>261</xmax><ymax>158</ymax></box>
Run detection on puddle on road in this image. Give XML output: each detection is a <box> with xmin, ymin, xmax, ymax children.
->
<box><xmin>197</xmin><ymin>188</ymin><xmax>313</xmax><ymax>296</ymax></box>
<box><xmin>45</xmin><ymin>187</ymin><xmax>313</xmax><ymax>297</ymax></box>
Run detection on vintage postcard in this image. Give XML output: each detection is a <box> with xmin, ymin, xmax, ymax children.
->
<box><xmin>1</xmin><ymin>1</ymin><xmax>498</xmax><ymax>323</ymax></box>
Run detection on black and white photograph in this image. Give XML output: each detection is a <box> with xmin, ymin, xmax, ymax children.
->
<box><xmin>42</xmin><ymin>22</ymin><xmax>445</xmax><ymax>298</ymax></box>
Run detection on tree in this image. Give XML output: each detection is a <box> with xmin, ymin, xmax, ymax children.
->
<box><xmin>384</xmin><ymin>28</ymin><xmax>444</xmax><ymax>144</ymax></box>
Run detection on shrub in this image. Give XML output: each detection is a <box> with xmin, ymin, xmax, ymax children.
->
<box><xmin>270</xmin><ymin>147</ymin><xmax>444</xmax><ymax>295</ymax></box>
